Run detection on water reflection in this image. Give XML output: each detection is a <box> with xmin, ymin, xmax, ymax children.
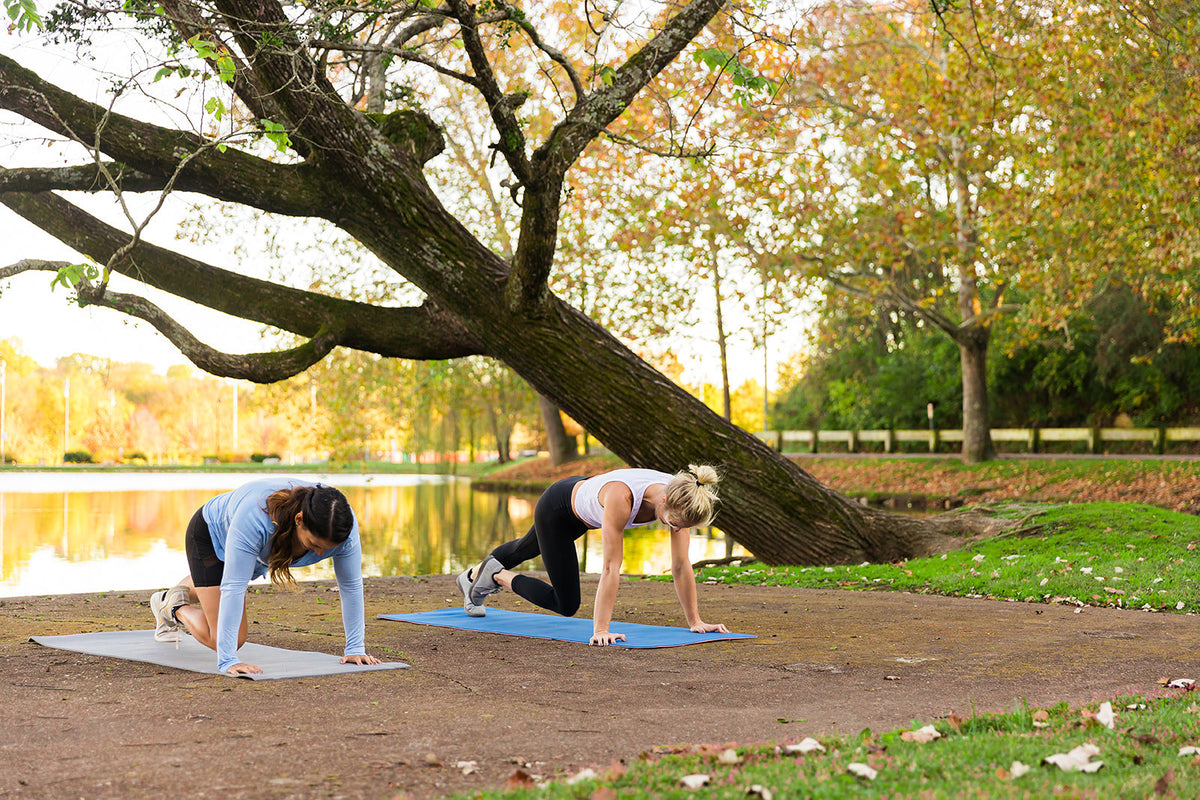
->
<box><xmin>0</xmin><ymin>475</ymin><xmax>745</xmax><ymax>597</ymax></box>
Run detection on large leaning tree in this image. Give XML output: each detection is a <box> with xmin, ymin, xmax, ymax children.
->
<box><xmin>0</xmin><ymin>0</ymin><xmax>1007</xmax><ymax>563</ymax></box>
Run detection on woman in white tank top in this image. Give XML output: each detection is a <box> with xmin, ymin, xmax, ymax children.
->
<box><xmin>456</xmin><ymin>465</ymin><xmax>728</xmax><ymax>645</ymax></box>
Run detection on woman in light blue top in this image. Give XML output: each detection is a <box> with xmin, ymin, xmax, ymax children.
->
<box><xmin>458</xmin><ymin>464</ymin><xmax>728</xmax><ymax>645</ymax></box>
<box><xmin>149</xmin><ymin>478</ymin><xmax>380</xmax><ymax>675</ymax></box>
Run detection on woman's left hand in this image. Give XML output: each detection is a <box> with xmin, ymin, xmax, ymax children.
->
<box><xmin>341</xmin><ymin>653</ymin><xmax>382</xmax><ymax>666</ymax></box>
<box><xmin>691</xmin><ymin>621</ymin><xmax>729</xmax><ymax>634</ymax></box>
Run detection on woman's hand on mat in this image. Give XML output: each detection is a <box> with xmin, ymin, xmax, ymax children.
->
<box><xmin>690</xmin><ymin>621</ymin><xmax>729</xmax><ymax>634</ymax></box>
<box><xmin>589</xmin><ymin>631</ymin><xmax>626</xmax><ymax>646</ymax></box>
<box><xmin>227</xmin><ymin>662</ymin><xmax>262</xmax><ymax>675</ymax></box>
<box><xmin>341</xmin><ymin>654</ymin><xmax>382</xmax><ymax>666</ymax></box>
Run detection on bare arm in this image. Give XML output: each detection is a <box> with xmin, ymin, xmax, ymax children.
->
<box><xmin>590</xmin><ymin>484</ymin><xmax>630</xmax><ymax>646</ymax></box>
<box><xmin>670</xmin><ymin>528</ymin><xmax>728</xmax><ymax>634</ymax></box>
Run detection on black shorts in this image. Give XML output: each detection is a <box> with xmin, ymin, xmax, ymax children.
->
<box><xmin>185</xmin><ymin>507</ymin><xmax>224</xmax><ymax>587</ymax></box>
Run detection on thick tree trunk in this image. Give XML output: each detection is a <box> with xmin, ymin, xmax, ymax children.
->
<box><xmin>537</xmin><ymin>393</ymin><xmax>579</xmax><ymax>467</ymax></box>
<box><xmin>959</xmin><ymin>327</ymin><xmax>995</xmax><ymax>464</ymax></box>
<box><xmin>485</xmin><ymin>300</ymin><xmax>992</xmax><ymax>564</ymax></box>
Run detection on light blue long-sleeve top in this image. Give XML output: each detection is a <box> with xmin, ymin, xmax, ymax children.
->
<box><xmin>201</xmin><ymin>478</ymin><xmax>366</xmax><ymax>672</ymax></box>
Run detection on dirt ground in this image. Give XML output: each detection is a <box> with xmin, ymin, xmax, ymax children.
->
<box><xmin>3</xmin><ymin>574</ymin><xmax>1198</xmax><ymax>799</ymax></box>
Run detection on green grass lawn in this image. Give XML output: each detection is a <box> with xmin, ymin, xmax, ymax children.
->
<box><xmin>476</xmin><ymin>692</ymin><xmax>1200</xmax><ymax>798</ymax></box>
<box><xmin>464</xmin><ymin>500</ymin><xmax>1200</xmax><ymax>798</ymax></box>
<box><xmin>696</xmin><ymin>502</ymin><xmax>1200</xmax><ymax>613</ymax></box>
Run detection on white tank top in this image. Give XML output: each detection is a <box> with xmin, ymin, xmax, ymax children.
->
<box><xmin>572</xmin><ymin>469</ymin><xmax>674</xmax><ymax>530</ymax></box>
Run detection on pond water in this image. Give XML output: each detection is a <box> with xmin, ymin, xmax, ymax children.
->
<box><xmin>0</xmin><ymin>473</ymin><xmax>743</xmax><ymax>598</ymax></box>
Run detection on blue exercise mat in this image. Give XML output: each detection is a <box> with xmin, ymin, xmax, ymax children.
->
<box><xmin>31</xmin><ymin>630</ymin><xmax>409</xmax><ymax>680</ymax></box>
<box><xmin>378</xmin><ymin>607</ymin><xmax>755</xmax><ymax>648</ymax></box>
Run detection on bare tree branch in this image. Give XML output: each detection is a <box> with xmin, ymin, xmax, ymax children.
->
<box><xmin>80</xmin><ymin>283</ymin><xmax>343</xmax><ymax>382</ymax></box>
<box><xmin>495</xmin><ymin>0</ymin><xmax>586</xmax><ymax>102</ymax></box>
<box><xmin>0</xmin><ymin>55</ymin><xmax>328</xmax><ymax>217</ymax></box>
<box><xmin>445</xmin><ymin>0</ymin><xmax>533</xmax><ymax>186</ymax></box>
<box><xmin>538</xmin><ymin>0</ymin><xmax>728</xmax><ymax>177</ymax></box>
<box><xmin>504</xmin><ymin>0</ymin><xmax>728</xmax><ymax>311</ymax></box>
<box><xmin>0</xmin><ymin>164</ymin><xmax>160</xmax><ymax>193</ymax></box>
<box><xmin>1</xmin><ymin>193</ymin><xmax>487</xmax><ymax>361</ymax></box>
<box><xmin>305</xmin><ymin>38</ymin><xmax>480</xmax><ymax>87</ymax></box>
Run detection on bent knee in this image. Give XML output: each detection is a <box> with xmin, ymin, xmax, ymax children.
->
<box><xmin>559</xmin><ymin>600</ymin><xmax>581</xmax><ymax>617</ymax></box>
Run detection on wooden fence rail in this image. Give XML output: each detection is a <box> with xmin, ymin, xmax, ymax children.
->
<box><xmin>755</xmin><ymin>427</ymin><xmax>1200</xmax><ymax>455</ymax></box>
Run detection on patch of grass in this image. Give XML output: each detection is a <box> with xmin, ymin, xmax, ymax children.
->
<box><xmin>695</xmin><ymin>502</ymin><xmax>1200</xmax><ymax>613</ymax></box>
<box><xmin>472</xmin><ymin>692</ymin><xmax>1200</xmax><ymax>798</ymax></box>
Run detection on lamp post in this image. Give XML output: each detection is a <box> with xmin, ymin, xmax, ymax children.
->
<box><xmin>0</xmin><ymin>357</ymin><xmax>6</xmax><ymax>465</ymax></box>
<box><xmin>63</xmin><ymin>377</ymin><xmax>70</xmax><ymax>460</ymax></box>
<box><xmin>230</xmin><ymin>380</ymin><xmax>239</xmax><ymax>454</ymax></box>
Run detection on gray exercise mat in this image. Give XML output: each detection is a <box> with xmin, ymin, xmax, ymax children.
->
<box><xmin>30</xmin><ymin>630</ymin><xmax>408</xmax><ymax>680</ymax></box>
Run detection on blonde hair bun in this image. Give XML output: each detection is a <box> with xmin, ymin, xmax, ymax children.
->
<box><xmin>663</xmin><ymin>464</ymin><xmax>721</xmax><ymax>528</ymax></box>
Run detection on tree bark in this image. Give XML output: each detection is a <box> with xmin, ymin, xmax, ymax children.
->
<box><xmin>959</xmin><ymin>327</ymin><xmax>996</xmax><ymax>463</ymax></box>
<box><xmin>537</xmin><ymin>394</ymin><xmax>579</xmax><ymax>467</ymax></box>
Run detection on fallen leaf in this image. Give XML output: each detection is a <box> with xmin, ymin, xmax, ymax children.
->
<box><xmin>944</xmin><ymin>714</ymin><xmax>965</xmax><ymax>732</ymax></box>
<box><xmin>1154</xmin><ymin>767</ymin><xmax>1175</xmax><ymax>796</ymax></box>
<box><xmin>884</xmin><ymin>675</ymin><xmax>901</xmax><ymax>681</ymax></box>
<box><xmin>422</xmin><ymin>753</ymin><xmax>442</xmax><ymax>767</ymax></box>
<box><xmin>1179</xmin><ymin>746</ymin><xmax>1200</xmax><ymax>756</ymax></box>
<box><xmin>566</xmin><ymin>768</ymin><xmax>597</xmax><ymax>785</ymax></box>
<box><xmin>718</xmin><ymin>748</ymin><xmax>741</xmax><ymax>765</ymax></box>
<box><xmin>1032</xmin><ymin>709</ymin><xmax>1050</xmax><ymax>729</ymax></box>
<box><xmin>506</xmin><ymin>769</ymin><xmax>536</xmax><ymax>790</ymax></box>
<box><xmin>679</xmin><ymin>774</ymin><xmax>710</xmax><ymax>790</ymax></box>
<box><xmin>900</xmin><ymin>725</ymin><xmax>942</xmax><ymax>744</ymax></box>
<box><xmin>1044</xmin><ymin>743</ymin><xmax>1104</xmax><ymax>773</ymax></box>
<box><xmin>1095</xmin><ymin>702</ymin><xmax>1116</xmax><ymax>729</ymax></box>
<box><xmin>746</xmin><ymin>785</ymin><xmax>773</xmax><ymax>800</ymax></box>
<box><xmin>1168</xmin><ymin>678</ymin><xmax>1196</xmax><ymax>690</ymax></box>
<box><xmin>1010</xmin><ymin>761</ymin><xmax>1031</xmax><ymax>779</ymax></box>
<box><xmin>783</xmin><ymin>737</ymin><xmax>825</xmax><ymax>754</ymax></box>
<box><xmin>590</xmin><ymin>788</ymin><xmax>617</xmax><ymax>800</ymax></box>
<box><xmin>847</xmin><ymin>763</ymin><xmax>877</xmax><ymax>780</ymax></box>
<box><xmin>452</xmin><ymin>760</ymin><xmax>477</xmax><ymax>776</ymax></box>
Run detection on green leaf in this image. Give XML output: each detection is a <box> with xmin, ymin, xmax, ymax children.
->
<box><xmin>261</xmin><ymin>119</ymin><xmax>292</xmax><ymax>153</ymax></box>
<box><xmin>5</xmin><ymin>0</ymin><xmax>43</xmax><ymax>31</ymax></box>
<box><xmin>204</xmin><ymin>96</ymin><xmax>226</xmax><ymax>121</ymax></box>
<box><xmin>216</xmin><ymin>55</ymin><xmax>236</xmax><ymax>83</ymax></box>
<box><xmin>187</xmin><ymin>35</ymin><xmax>217</xmax><ymax>60</ymax></box>
<box><xmin>51</xmin><ymin>262</ymin><xmax>100</xmax><ymax>293</ymax></box>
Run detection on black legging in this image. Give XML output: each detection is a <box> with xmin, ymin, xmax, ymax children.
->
<box><xmin>490</xmin><ymin>476</ymin><xmax>590</xmax><ymax>616</ymax></box>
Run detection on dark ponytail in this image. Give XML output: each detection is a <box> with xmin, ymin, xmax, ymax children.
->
<box><xmin>265</xmin><ymin>484</ymin><xmax>353</xmax><ymax>588</ymax></box>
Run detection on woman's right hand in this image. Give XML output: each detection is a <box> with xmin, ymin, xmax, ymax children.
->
<box><xmin>227</xmin><ymin>662</ymin><xmax>263</xmax><ymax>676</ymax></box>
<box><xmin>589</xmin><ymin>631</ymin><xmax>626</xmax><ymax>646</ymax></box>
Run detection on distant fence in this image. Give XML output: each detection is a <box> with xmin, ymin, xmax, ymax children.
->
<box><xmin>755</xmin><ymin>427</ymin><xmax>1200</xmax><ymax>455</ymax></box>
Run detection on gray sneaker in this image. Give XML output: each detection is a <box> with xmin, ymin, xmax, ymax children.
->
<box><xmin>469</xmin><ymin>556</ymin><xmax>504</xmax><ymax>607</ymax></box>
<box><xmin>456</xmin><ymin>568</ymin><xmax>486</xmax><ymax>617</ymax></box>
<box><xmin>150</xmin><ymin>590</ymin><xmax>181</xmax><ymax>642</ymax></box>
<box><xmin>163</xmin><ymin>584</ymin><xmax>191</xmax><ymax>619</ymax></box>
